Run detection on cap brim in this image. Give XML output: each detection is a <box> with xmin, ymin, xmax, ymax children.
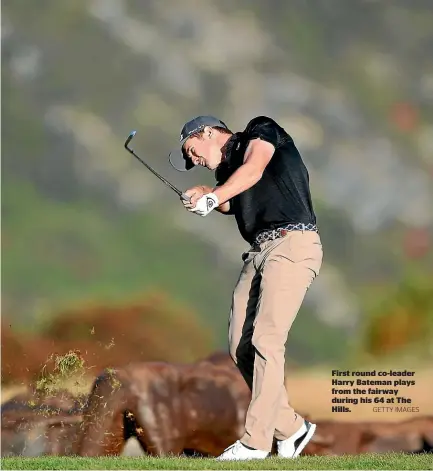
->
<box><xmin>168</xmin><ymin>146</ymin><xmax>194</xmax><ymax>172</ymax></box>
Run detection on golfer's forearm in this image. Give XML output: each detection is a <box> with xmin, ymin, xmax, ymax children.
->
<box><xmin>213</xmin><ymin>164</ymin><xmax>262</xmax><ymax>204</ymax></box>
<box><xmin>215</xmin><ymin>200</ymin><xmax>231</xmax><ymax>213</ymax></box>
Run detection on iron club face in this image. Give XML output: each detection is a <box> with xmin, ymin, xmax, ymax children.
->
<box><xmin>124</xmin><ymin>130</ymin><xmax>137</xmax><ymax>150</ymax></box>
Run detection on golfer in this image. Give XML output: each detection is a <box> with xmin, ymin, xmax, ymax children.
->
<box><xmin>169</xmin><ymin>115</ymin><xmax>323</xmax><ymax>461</ymax></box>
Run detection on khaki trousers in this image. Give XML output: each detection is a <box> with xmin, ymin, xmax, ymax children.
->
<box><xmin>228</xmin><ymin>230</ymin><xmax>323</xmax><ymax>452</ymax></box>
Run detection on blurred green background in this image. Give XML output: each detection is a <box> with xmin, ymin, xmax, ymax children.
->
<box><xmin>2</xmin><ymin>0</ymin><xmax>433</xmax><ymax>384</ymax></box>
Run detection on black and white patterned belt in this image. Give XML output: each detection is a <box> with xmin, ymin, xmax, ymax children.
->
<box><xmin>254</xmin><ymin>223</ymin><xmax>318</xmax><ymax>245</ymax></box>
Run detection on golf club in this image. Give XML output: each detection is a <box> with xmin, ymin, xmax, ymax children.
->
<box><xmin>124</xmin><ymin>131</ymin><xmax>190</xmax><ymax>202</ymax></box>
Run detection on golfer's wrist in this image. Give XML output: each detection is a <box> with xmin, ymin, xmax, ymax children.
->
<box><xmin>212</xmin><ymin>188</ymin><xmax>226</xmax><ymax>205</ymax></box>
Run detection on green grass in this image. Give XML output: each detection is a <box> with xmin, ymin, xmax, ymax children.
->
<box><xmin>2</xmin><ymin>454</ymin><xmax>432</xmax><ymax>470</ymax></box>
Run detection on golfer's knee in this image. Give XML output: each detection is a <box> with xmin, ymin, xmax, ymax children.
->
<box><xmin>228</xmin><ymin>338</ymin><xmax>246</xmax><ymax>364</ymax></box>
<box><xmin>229</xmin><ymin>345</ymin><xmax>238</xmax><ymax>364</ymax></box>
<box><xmin>230</xmin><ymin>342</ymin><xmax>243</xmax><ymax>364</ymax></box>
<box><xmin>252</xmin><ymin>331</ymin><xmax>284</xmax><ymax>360</ymax></box>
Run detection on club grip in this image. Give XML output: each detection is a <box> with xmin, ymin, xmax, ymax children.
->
<box><xmin>181</xmin><ymin>193</ymin><xmax>191</xmax><ymax>202</ymax></box>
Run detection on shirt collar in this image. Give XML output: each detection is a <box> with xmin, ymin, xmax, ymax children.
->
<box><xmin>223</xmin><ymin>132</ymin><xmax>242</xmax><ymax>162</ymax></box>
<box><xmin>214</xmin><ymin>132</ymin><xmax>243</xmax><ymax>181</ymax></box>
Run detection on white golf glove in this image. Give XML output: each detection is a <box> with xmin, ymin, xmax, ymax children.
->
<box><xmin>189</xmin><ymin>193</ymin><xmax>219</xmax><ymax>217</ymax></box>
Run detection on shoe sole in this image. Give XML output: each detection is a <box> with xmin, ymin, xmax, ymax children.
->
<box><xmin>292</xmin><ymin>422</ymin><xmax>316</xmax><ymax>458</ymax></box>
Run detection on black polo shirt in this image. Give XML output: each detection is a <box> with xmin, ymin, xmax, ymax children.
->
<box><xmin>215</xmin><ymin>116</ymin><xmax>317</xmax><ymax>245</ymax></box>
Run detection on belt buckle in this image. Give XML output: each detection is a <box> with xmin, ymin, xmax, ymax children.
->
<box><xmin>280</xmin><ymin>228</ymin><xmax>288</xmax><ymax>237</ymax></box>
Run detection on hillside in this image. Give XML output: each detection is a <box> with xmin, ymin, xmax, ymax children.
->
<box><xmin>2</xmin><ymin>0</ymin><xmax>432</xmax><ymax>366</ymax></box>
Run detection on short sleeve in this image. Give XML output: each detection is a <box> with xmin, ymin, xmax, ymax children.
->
<box><xmin>245</xmin><ymin>116</ymin><xmax>280</xmax><ymax>147</ymax></box>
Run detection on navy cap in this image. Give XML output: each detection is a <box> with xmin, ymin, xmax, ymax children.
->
<box><xmin>169</xmin><ymin>115</ymin><xmax>229</xmax><ymax>171</ymax></box>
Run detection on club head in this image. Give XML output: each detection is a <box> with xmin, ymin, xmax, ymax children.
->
<box><xmin>124</xmin><ymin>130</ymin><xmax>137</xmax><ymax>150</ymax></box>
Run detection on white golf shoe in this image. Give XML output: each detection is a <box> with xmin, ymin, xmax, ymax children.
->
<box><xmin>216</xmin><ymin>440</ymin><xmax>269</xmax><ymax>461</ymax></box>
<box><xmin>277</xmin><ymin>419</ymin><xmax>316</xmax><ymax>458</ymax></box>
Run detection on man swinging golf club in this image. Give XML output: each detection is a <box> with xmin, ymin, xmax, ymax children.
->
<box><xmin>169</xmin><ymin>115</ymin><xmax>323</xmax><ymax>461</ymax></box>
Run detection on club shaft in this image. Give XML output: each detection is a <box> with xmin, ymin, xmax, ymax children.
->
<box><xmin>126</xmin><ymin>147</ymin><xmax>189</xmax><ymax>201</ymax></box>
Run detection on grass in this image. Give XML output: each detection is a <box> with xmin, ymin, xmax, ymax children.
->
<box><xmin>2</xmin><ymin>454</ymin><xmax>432</xmax><ymax>470</ymax></box>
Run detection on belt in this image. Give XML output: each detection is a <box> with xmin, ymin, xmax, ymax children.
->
<box><xmin>254</xmin><ymin>223</ymin><xmax>318</xmax><ymax>245</ymax></box>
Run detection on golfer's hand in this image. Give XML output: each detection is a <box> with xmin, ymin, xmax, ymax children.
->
<box><xmin>183</xmin><ymin>186</ymin><xmax>211</xmax><ymax>209</ymax></box>
<box><xmin>182</xmin><ymin>186</ymin><xmax>219</xmax><ymax>217</ymax></box>
<box><xmin>192</xmin><ymin>193</ymin><xmax>219</xmax><ymax>216</ymax></box>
